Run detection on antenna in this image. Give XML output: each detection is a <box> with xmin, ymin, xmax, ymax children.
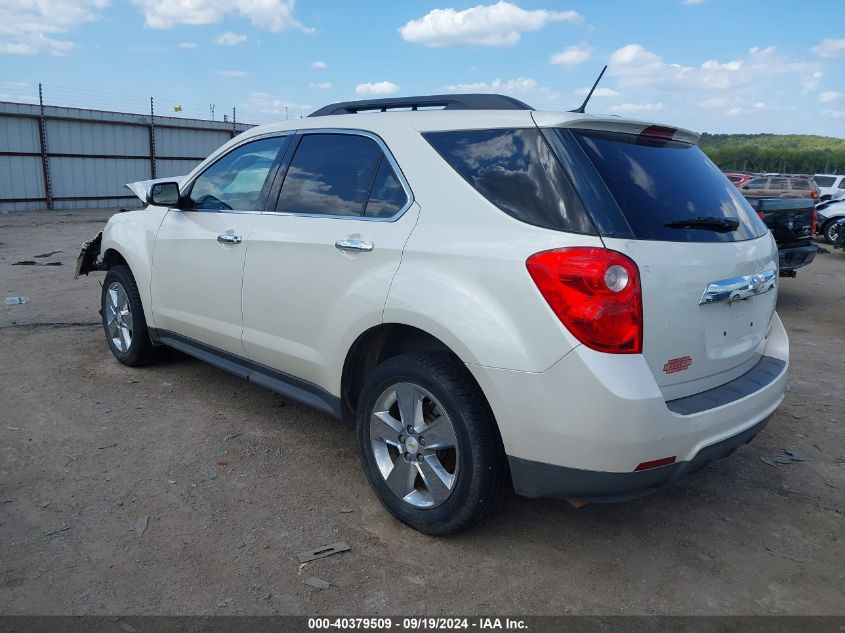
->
<box><xmin>570</xmin><ymin>65</ymin><xmax>608</xmax><ymax>114</ymax></box>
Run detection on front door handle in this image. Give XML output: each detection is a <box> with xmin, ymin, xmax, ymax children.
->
<box><xmin>335</xmin><ymin>238</ymin><xmax>374</xmax><ymax>252</ymax></box>
<box><xmin>217</xmin><ymin>233</ymin><xmax>242</xmax><ymax>244</ymax></box>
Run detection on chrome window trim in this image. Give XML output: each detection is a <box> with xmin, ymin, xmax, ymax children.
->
<box><xmin>179</xmin><ymin>131</ymin><xmax>295</xmax><ymax>214</ymax></box>
<box><xmin>262</xmin><ymin>127</ymin><xmax>414</xmax><ymax>222</ymax></box>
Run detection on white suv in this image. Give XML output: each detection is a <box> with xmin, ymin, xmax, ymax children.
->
<box><xmin>76</xmin><ymin>94</ymin><xmax>789</xmax><ymax>534</ymax></box>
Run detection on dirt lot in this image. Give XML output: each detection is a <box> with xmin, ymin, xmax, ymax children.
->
<box><xmin>0</xmin><ymin>209</ymin><xmax>843</xmax><ymax>616</ymax></box>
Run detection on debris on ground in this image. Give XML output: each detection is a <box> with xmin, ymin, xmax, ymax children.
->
<box><xmin>223</xmin><ymin>432</ymin><xmax>242</xmax><ymax>442</ymax></box>
<box><xmin>43</xmin><ymin>526</ymin><xmax>70</xmax><ymax>537</ymax></box>
<box><xmin>134</xmin><ymin>515</ymin><xmax>149</xmax><ymax>537</ymax></box>
<box><xmin>305</xmin><ymin>576</ymin><xmax>331</xmax><ymax>589</ymax></box>
<box><xmin>34</xmin><ymin>251</ymin><xmax>62</xmax><ymax>258</ymax></box>
<box><xmin>339</xmin><ymin>507</ymin><xmax>353</xmax><ymax>514</ymax></box>
<box><xmin>5</xmin><ymin>296</ymin><xmax>30</xmax><ymax>305</ymax></box>
<box><xmin>761</xmin><ymin>449</ymin><xmax>809</xmax><ymax>466</ymax></box>
<box><xmin>296</xmin><ymin>541</ymin><xmax>350</xmax><ymax>563</ymax></box>
<box><xmin>215</xmin><ymin>460</ymin><xmax>229</xmax><ymax>467</ymax></box>
<box><xmin>12</xmin><ymin>260</ymin><xmax>38</xmax><ymax>266</ymax></box>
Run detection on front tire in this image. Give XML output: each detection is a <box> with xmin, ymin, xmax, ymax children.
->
<box><xmin>356</xmin><ymin>353</ymin><xmax>507</xmax><ymax>535</ymax></box>
<box><xmin>101</xmin><ymin>265</ymin><xmax>160</xmax><ymax>366</ymax></box>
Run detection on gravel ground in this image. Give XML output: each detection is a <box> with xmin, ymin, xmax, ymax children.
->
<box><xmin>0</xmin><ymin>209</ymin><xmax>843</xmax><ymax>615</ymax></box>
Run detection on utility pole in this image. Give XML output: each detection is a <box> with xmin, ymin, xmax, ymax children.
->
<box><xmin>149</xmin><ymin>97</ymin><xmax>157</xmax><ymax>179</ymax></box>
<box><xmin>285</xmin><ymin>106</ymin><xmax>288</xmax><ymax>121</ymax></box>
<box><xmin>37</xmin><ymin>83</ymin><xmax>53</xmax><ymax>210</ymax></box>
<box><xmin>209</xmin><ymin>104</ymin><xmax>215</xmax><ymax>121</ymax></box>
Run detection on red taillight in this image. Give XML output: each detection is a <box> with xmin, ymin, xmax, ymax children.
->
<box><xmin>756</xmin><ymin>210</ymin><xmax>766</xmax><ymax>220</ymax></box>
<box><xmin>811</xmin><ymin>190</ymin><xmax>819</xmax><ymax>200</ymax></box>
<box><xmin>810</xmin><ymin>209</ymin><xmax>817</xmax><ymax>236</ymax></box>
<box><xmin>634</xmin><ymin>456</ymin><xmax>677</xmax><ymax>471</ymax></box>
<box><xmin>526</xmin><ymin>247</ymin><xmax>643</xmax><ymax>354</ymax></box>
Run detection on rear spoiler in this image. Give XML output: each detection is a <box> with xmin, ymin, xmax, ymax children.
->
<box><xmin>126</xmin><ymin>176</ymin><xmax>186</xmax><ymax>203</ymax></box>
<box><xmin>532</xmin><ymin>111</ymin><xmax>700</xmax><ymax>145</ymax></box>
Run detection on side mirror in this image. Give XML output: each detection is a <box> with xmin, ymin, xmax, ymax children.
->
<box><xmin>148</xmin><ymin>182</ymin><xmax>181</xmax><ymax>207</ymax></box>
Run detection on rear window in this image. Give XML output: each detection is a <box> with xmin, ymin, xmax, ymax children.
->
<box><xmin>814</xmin><ymin>176</ymin><xmax>836</xmax><ymax>187</ymax></box>
<box><xmin>560</xmin><ymin>129</ymin><xmax>768</xmax><ymax>242</ymax></box>
<box><xmin>424</xmin><ymin>128</ymin><xmax>595</xmax><ymax>234</ymax></box>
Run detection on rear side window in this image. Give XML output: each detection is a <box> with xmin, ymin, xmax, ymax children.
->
<box><xmin>364</xmin><ymin>157</ymin><xmax>408</xmax><ymax>218</ymax></box>
<box><xmin>277</xmin><ymin>134</ymin><xmax>383</xmax><ymax>217</ymax></box>
<box><xmin>562</xmin><ymin>129</ymin><xmax>767</xmax><ymax>242</ymax></box>
<box><xmin>814</xmin><ymin>176</ymin><xmax>835</xmax><ymax>187</ymax></box>
<box><xmin>424</xmin><ymin>129</ymin><xmax>595</xmax><ymax>234</ymax></box>
<box><xmin>768</xmin><ymin>178</ymin><xmax>788</xmax><ymax>189</ymax></box>
<box><xmin>838</xmin><ymin>179</ymin><xmax>845</xmax><ymax>190</ymax></box>
<box><xmin>790</xmin><ymin>179</ymin><xmax>810</xmax><ymax>190</ymax></box>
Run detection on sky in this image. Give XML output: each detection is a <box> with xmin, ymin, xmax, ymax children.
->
<box><xmin>0</xmin><ymin>0</ymin><xmax>844</xmax><ymax>136</ymax></box>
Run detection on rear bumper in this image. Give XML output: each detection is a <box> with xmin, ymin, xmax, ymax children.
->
<box><xmin>508</xmin><ymin>414</ymin><xmax>769</xmax><ymax>502</ymax></box>
<box><xmin>778</xmin><ymin>243</ymin><xmax>817</xmax><ymax>272</ymax></box>
<box><xmin>467</xmin><ymin>312</ymin><xmax>789</xmax><ymax>501</ymax></box>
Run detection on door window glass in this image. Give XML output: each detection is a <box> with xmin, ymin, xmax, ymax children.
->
<box><xmin>187</xmin><ymin>136</ymin><xmax>287</xmax><ymax>211</ymax></box>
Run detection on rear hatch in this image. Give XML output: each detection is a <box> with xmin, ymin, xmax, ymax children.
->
<box><xmin>748</xmin><ymin>198</ymin><xmax>815</xmax><ymax>247</ymax></box>
<box><xmin>539</xmin><ymin>115</ymin><xmax>778</xmax><ymax>400</ymax></box>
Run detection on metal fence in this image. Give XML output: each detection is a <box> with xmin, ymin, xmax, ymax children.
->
<box><xmin>0</xmin><ymin>98</ymin><xmax>254</xmax><ymax>212</ymax></box>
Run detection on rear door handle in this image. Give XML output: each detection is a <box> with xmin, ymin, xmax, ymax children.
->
<box><xmin>335</xmin><ymin>239</ymin><xmax>374</xmax><ymax>252</ymax></box>
<box><xmin>217</xmin><ymin>233</ymin><xmax>242</xmax><ymax>244</ymax></box>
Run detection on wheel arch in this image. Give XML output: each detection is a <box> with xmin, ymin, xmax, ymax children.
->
<box><xmin>340</xmin><ymin>323</ymin><xmax>488</xmax><ymax>420</ymax></box>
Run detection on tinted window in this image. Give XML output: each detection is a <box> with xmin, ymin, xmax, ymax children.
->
<box><xmin>364</xmin><ymin>158</ymin><xmax>408</xmax><ymax>218</ymax></box>
<box><xmin>424</xmin><ymin>128</ymin><xmax>595</xmax><ymax>234</ymax></box>
<box><xmin>188</xmin><ymin>137</ymin><xmax>287</xmax><ymax>211</ymax></box>
<box><xmin>564</xmin><ymin>129</ymin><xmax>767</xmax><ymax>242</ymax></box>
<box><xmin>277</xmin><ymin>134</ymin><xmax>382</xmax><ymax>216</ymax></box>
<box><xmin>814</xmin><ymin>176</ymin><xmax>836</xmax><ymax>187</ymax></box>
<box><xmin>768</xmin><ymin>178</ymin><xmax>788</xmax><ymax>189</ymax></box>
<box><xmin>727</xmin><ymin>174</ymin><xmax>743</xmax><ymax>183</ymax></box>
<box><xmin>790</xmin><ymin>179</ymin><xmax>810</xmax><ymax>190</ymax></box>
<box><xmin>744</xmin><ymin>178</ymin><xmax>768</xmax><ymax>190</ymax></box>
<box><xmin>838</xmin><ymin>179</ymin><xmax>845</xmax><ymax>189</ymax></box>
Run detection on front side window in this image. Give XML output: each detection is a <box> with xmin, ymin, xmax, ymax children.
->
<box><xmin>187</xmin><ymin>136</ymin><xmax>287</xmax><ymax>211</ymax></box>
<box><xmin>424</xmin><ymin>128</ymin><xmax>595</xmax><ymax>234</ymax></box>
<box><xmin>276</xmin><ymin>134</ymin><xmax>384</xmax><ymax>216</ymax></box>
<box><xmin>744</xmin><ymin>178</ymin><xmax>768</xmax><ymax>190</ymax></box>
<box><xmin>838</xmin><ymin>178</ymin><xmax>845</xmax><ymax>190</ymax></box>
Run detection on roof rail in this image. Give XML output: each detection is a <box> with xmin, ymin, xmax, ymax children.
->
<box><xmin>308</xmin><ymin>93</ymin><xmax>534</xmax><ymax>117</ymax></box>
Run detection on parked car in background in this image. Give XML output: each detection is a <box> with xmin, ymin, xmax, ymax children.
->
<box><xmin>812</xmin><ymin>174</ymin><xmax>845</xmax><ymax>202</ymax></box>
<box><xmin>748</xmin><ymin>198</ymin><xmax>817</xmax><ymax>277</ymax></box>
<box><xmin>739</xmin><ymin>176</ymin><xmax>819</xmax><ymax>201</ymax></box>
<box><xmin>725</xmin><ymin>172</ymin><xmax>753</xmax><ymax>187</ymax></box>
<box><xmin>816</xmin><ymin>198</ymin><xmax>845</xmax><ymax>243</ymax></box>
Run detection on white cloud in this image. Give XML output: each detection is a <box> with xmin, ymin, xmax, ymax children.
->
<box><xmin>550</xmin><ymin>42</ymin><xmax>592</xmax><ymax>67</ymax></box>
<box><xmin>310</xmin><ymin>60</ymin><xmax>328</xmax><ymax>69</ymax></box>
<box><xmin>822</xmin><ymin>109</ymin><xmax>845</xmax><ymax>120</ymax></box>
<box><xmin>444</xmin><ymin>77</ymin><xmax>558</xmax><ymax>106</ymax></box>
<box><xmin>215</xmin><ymin>31</ymin><xmax>247</xmax><ymax>45</ymax></box>
<box><xmin>309</xmin><ymin>82</ymin><xmax>332</xmax><ymax>90</ymax></box>
<box><xmin>812</xmin><ymin>38</ymin><xmax>845</xmax><ymax>59</ymax></box>
<box><xmin>399</xmin><ymin>1</ymin><xmax>582</xmax><ymax>48</ymax></box>
<box><xmin>178</xmin><ymin>41</ymin><xmax>197</xmax><ymax>48</ymax></box>
<box><xmin>216</xmin><ymin>70</ymin><xmax>247</xmax><ymax>77</ymax></box>
<box><xmin>239</xmin><ymin>92</ymin><xmax>311</xmax><ymax>122</ymax></box>
<box><xmin>132</xmin><ymin>0</ymin><xmax>313</xmax><ymax>33</ymax></box>
<box><xmin>683</xmin><ymin>0</ymin><xmax>705</xmax><ymax>4</ymax></box>
<box><xmin>726</xmin><ymin>102</ymin><xmax>767</xmax><ymax>116</ymax></box>
<box><xmin>0</xmin><ymin>0</ymin><xmax>107</xmax><ymax>55</ymax></box>
<box><xmin>607</xmin><ymin>102</ymin><xmax>665</xmax><ymax>114</ymax></box>
<box><xmin>574</xmin><ymin>87</ymin><xmax>619</xmax><ymax>98</ymax></box>
<box><xmin>356</xmin><ymin>81</ymin><xmax>400</xmax><ymax>96</ymax></box>
<box><xmin>819</xmin><ymin>91</ymin><xmax>843</xmax><ymax>104</ymax></box>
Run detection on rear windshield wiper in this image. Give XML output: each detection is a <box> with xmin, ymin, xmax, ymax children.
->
<box><xmin>664</xmin><ymin>216</ymin><xmax>740</xmax><ymax>232</ymax></box>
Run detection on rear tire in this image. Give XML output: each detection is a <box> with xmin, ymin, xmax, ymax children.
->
<box><xmin>101</xmin><ymin>265</ymin><xmax>160</xmax><ymax>367</ymax></box>
<box><xmin>355</xmin><ymin>352</ymin><xmax>507</xmax><ymax>535</ymax></box>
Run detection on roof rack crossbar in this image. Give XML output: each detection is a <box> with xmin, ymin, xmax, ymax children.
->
<box><xmin>308</xmin><ymin>93</ymin><xmax>534</xmax><ymax>117</ymax></box>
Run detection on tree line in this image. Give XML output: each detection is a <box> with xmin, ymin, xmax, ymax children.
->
<box><xmin>699</xmin><ymin>133</ymin><xmax>845</xmax><ymax>175</ymax></box>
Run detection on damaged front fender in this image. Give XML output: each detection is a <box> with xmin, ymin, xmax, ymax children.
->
<box><xmin>74</xmin><ymin>231</ymin><xmax>103</xmax><ymax>279</ymax></box>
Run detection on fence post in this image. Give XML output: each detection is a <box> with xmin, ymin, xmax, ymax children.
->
<box><xmin>149</xmin><ymin>97</ymin><xmax>157</xmax><ymax>179</ymax></box>
<box><xmin>37</xmin><ymin>83</ymin><xmax>53</xmax><ymax>210</ymax></box>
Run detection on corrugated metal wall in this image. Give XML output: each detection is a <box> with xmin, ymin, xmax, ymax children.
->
<box><xmin>0</xmin><ymin>101</ymin><xmax>254</xmax><ymax>212</ymax></box>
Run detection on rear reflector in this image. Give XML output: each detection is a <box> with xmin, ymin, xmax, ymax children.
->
<box><xmin>634</xmin><ymin>456</ymin><xmax>677</xmax><ymax>471</ymax></box>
